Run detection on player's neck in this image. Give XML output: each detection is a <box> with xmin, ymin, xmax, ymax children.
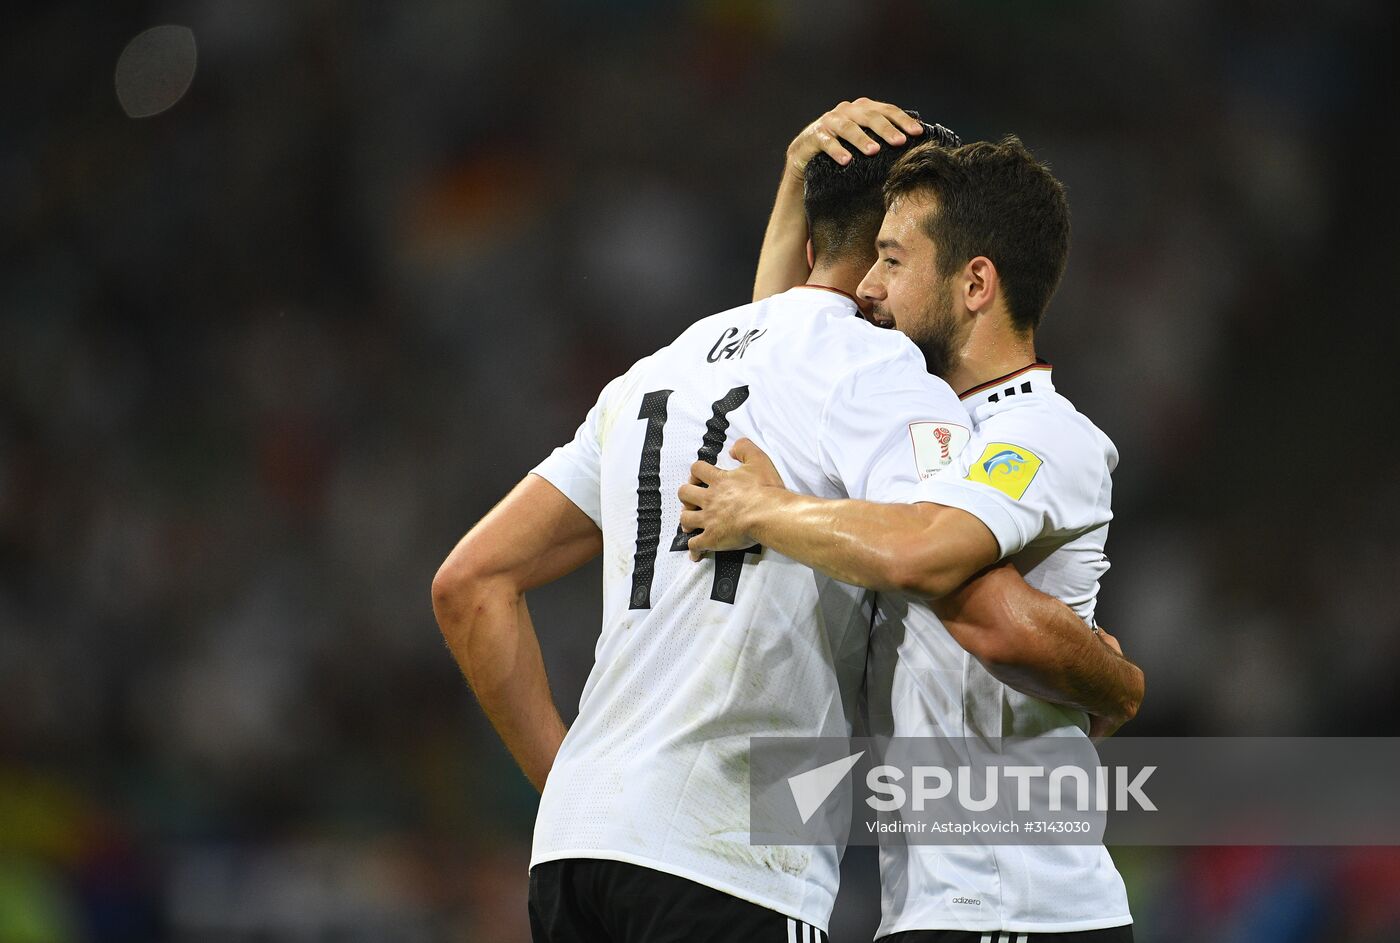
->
<box><xmin>948</xmin><ymin>322</ymin><xmax>1037</xmax><ymax>396</ymax></box>
<box><xmin>806</xmin><ymin>259</ymin><xmax>872</xmax><ymax>301</ymax></box>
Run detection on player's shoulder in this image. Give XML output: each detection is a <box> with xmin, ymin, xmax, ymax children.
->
<box><xmin>662</xmin><ymin>300</ymin><xmax>762</xmax><ymax>353</ymax></box>
<box><xmin>661</xmin><ymin>292</ymin><xmax>800</xmax><ymax>365</ymax></box>
<box><xmin>772</xmin><ymin>287</ymin><xmax>919</xmax><ymax>364</ymax></box>
<box><xmin>977</xmin><ymin>386</ymin><xmax>1117</xmax><ymax>476</ymax></box>
<box><xmin>668</xmin><ymin>286</ymin><xmax>851</xmax><ymax>336</ymax></box>
<box><xmin>774</xmin><ymin>291</ymin><xmax>938</xmax><ymax>396</ymax></box>
<box><xmin>1044</xmin><ymin>387</ymin><xmax>1118</xmax><ymax>472</ymax></box>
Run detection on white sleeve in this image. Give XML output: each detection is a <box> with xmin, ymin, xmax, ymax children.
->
<box><xmin>911</xmin><ymin>408</ymin><xmax>1112</xmax><ymax>558</ymax></box>
<box><xmin>529</xmin><ymin>375</ymin><xmax>623</xmax><ymax>528</ymax></box>
<box><xmin>818</xmin><ymin>351</ymin><xmax>972</xmax><ymax>503</ymax></box>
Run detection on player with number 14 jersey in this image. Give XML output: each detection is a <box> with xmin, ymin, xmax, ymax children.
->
<box><xmin>530</xmin><ymin>283</ymin><xmax>971</xmax><ymax>928</ymax></box>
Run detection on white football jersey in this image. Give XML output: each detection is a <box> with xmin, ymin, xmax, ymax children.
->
<box><xmin>529</xmin><ymin>286</ymin><xmax>972</xmax><ymax>930</ymax></box>
<box><xmin>870</xmin><ymin>363</ymin><xmax>1133</xmax><ymax>936</ymax></box>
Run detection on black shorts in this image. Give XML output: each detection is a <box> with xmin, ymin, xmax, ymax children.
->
<box><xmin>529</xmin><ymin>857</ymin><xmax>827</xmax><ymax>943</ymax></box>
<box><xmin>881</xmin><ymin>926</ymin><xmax>1133</xmax><ymax>943</ymax></box>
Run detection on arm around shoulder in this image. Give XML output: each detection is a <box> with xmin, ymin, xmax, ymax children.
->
<box><xmin>932</xmin><ymin>563</ymin><xmax>1144</xmax><ymax>729</ymax></box>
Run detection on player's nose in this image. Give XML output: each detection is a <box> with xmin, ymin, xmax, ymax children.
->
<box><xmin>857</xmin><ymin>265</ymin><xmax>884</xmax><ymax>303</ymax></box>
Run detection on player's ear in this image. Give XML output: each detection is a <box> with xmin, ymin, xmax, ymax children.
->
<box><xmin>964</xmin><ymin>256</ymin><xmax>998</xmax><ymax>314</ymax></box>
<box><xmin>806</xmin><ymin>239</ymin><xmax>815</xmax><ymax>270</ymax></box>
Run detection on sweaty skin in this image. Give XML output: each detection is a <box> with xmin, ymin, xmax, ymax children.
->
<box><xmin>678</xmin><ymin>436</ymin><xmax>1141</xmax><ymax>734</ymax></box>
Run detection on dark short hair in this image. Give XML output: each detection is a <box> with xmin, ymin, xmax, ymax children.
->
<box><xmin>803</xmin><ymin>128</ymin><xmax>926</xmax><ymax>265</ymax></box>
<box><xmin>883</xmin><ymin>135</ymin><xmax>1070</xmax><ymax>334</ymax></box>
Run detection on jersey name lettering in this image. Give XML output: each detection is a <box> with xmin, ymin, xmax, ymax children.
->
<box><xmin>707</xmin><ymin>327</ymin><xmax>766</xmax><ymax>363</ymax></box>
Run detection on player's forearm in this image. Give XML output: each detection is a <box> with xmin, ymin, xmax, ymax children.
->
<box><xmin>744</xmin><ymin>489</ymin><xmax>959</xmax><ymax>595</ymax></box>
<box><xmin>752</xmin><ymin>167</ymin><xmax>811</xmax><ymax>302</ymax></box>
<box><xmin>990</xmin><ymin>632</ymin><xmax>1143</xmax><ymax>729</ymax></box>
<box><xmin>434</xmin><ymin>579</ymin><xmax>566</xmax><ymax>791</ymax></box>
<box><xmin>934</xmin><ymin>575</ymin><xmax>1144</xmax><ymax>724</ymax></box>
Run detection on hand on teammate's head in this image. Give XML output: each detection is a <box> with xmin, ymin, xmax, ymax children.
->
<box><xmin>787</xmin><ymin>97</ymin><xmax>926</xmax><ymax>176</ymax></box>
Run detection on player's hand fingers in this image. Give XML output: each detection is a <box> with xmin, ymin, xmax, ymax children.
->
<box><xmin>687</xmin><ymin>531</ymin><xmax>714</xmax><ymax>561</ymax></box>
<box><xmin>880</xmin><ymin>102</ymin><xmax>928</xmax><ymax>138</ymax></box>
<box><xmin>823</xmin><ymin>114</ymin><xmax>881</xmax><ymax>157</ymax></box>
<box><xmin>789</xmin><ymin>101</ymin><xmax>857</xmax><ymax>167</ymax></box>
<box><xmin>862</xmin><ymin>112</ymin><xmax>909</xmax><ymax>148</ymax></box>
<box><xmin>1088</xmin><ymin>714</ymin><xmax>1121</xmax><ymax>742</ymax></box>
<box><xmin>731</xmin><ymin>438</ymin><xmax>783</xmax><ymax>486</ymax></box>
<box><xmin>1095</xmin><ymin>626</ymin><xmax>1124</xmax><ymax>657</ymax></box>
<box><xmin>792</xmin><ymin>99</ymin><xmax>926</xmax><ymax>171</ymax></box>
<box><xmin>689</xmin><ymin>461</ymin><xmax>721</xmax><ymax>485</ymax></box>
<box><xmin>729</xmin><ymin>437</ymin><xmax>767</xmax><ymax>464</ymax></box>
<box><xmin>679</xmin><ymin>508</ymin><xmax>703</xmax><ymax>532</ymax></box>
<box><xmin>809</xmin><ymin>126</ymin><xmax>853</xmax><ymax>165</ymax></box>
<box><xmin>678</xmin><ymin>482</ymin><xmax>706</xmax><ymax>508</ymax></box>
<box><xmin>842</xmin><ymin>97</ymin><xmax>925</xmax><ymax>140</ymax></box>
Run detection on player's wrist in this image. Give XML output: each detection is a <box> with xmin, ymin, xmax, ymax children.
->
<box><xmin>742</xmin><ymin>484</ymin><xmax>792</xmax><ymax>543</ymax></box>
<box><xmin>784</xmin><ymin>133</ymin><xmax>821</xmax><ymax>177</ymax></box>
<box><xmin>782</xmin><ymin>153</ymin><xmax>808</xmax><ymax>186</ymax></box>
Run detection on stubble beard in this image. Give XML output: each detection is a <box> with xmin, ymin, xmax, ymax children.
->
<box><xmin>908</xmin><ymin>283</ymin><xmax>960</xmax><ymax>380</ymax></box>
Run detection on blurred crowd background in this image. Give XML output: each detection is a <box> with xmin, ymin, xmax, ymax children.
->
<box><xmin>3</xmin><ymin>0</ymin><xmax>1397</xmax><ymax>940</ymax></box>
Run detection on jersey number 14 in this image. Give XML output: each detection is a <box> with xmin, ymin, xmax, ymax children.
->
<box><xmin>630</xmin><ymin>386</ymin><xmax>761</xmax><ymax>610</ymax></box>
